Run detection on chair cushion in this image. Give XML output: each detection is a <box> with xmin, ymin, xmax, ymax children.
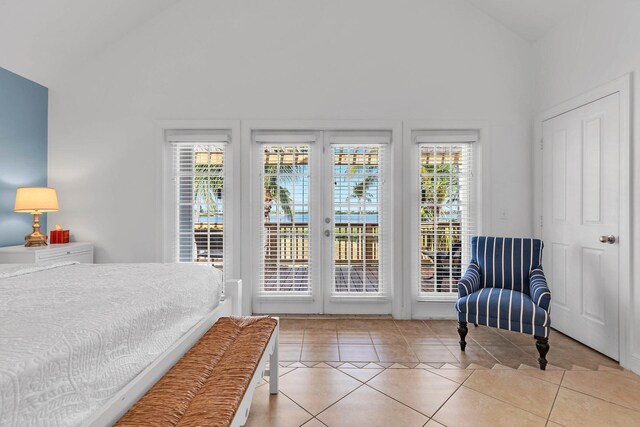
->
<box><xmin>456</xmin><ymin>288</ymin><xmax>550</xmax><ymax>337</ymax></box>
<box><xmin>472</xmin><ymin>236</ymin><xmax>543</xmax><ymax>294</ymax></box>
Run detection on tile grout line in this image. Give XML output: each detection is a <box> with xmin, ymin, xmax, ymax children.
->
<box><xmin>292</xmin><ymin>366</ymin><xmax>480</xmax><ymax>426</ymax></box>
<box><xmin>308</xmin><ymin>417</ymin><xmax>328</xmax><ymax>427</ymax></box>
<box><xmin>370</xmin><ymin>331</ymin><xmax>382</xmax><ymax>363</ymax></box>
<box><xmin>278</xmin><ymin>389</ymin><xmax>319</xmax><ymax>421</ymax></box>
<box><xmin>299</xmin><ymin>327</ymin><xmax>306</xmax><ymax>361</ymax></box>
<box><xmin>393</xmin><ymin>319</ymin><xmax>422</xmax><ymax>363</ymax></box>
<box><xmin>514</xmin><ymin>368</ymin><xmax>566</xmax><ymax>386</ymax></box>
<box><xmin>453</xmin><ymin>370</ymin><xmax>554</xmax><ymax>421</ymax></box>
<box><xmin>364</xmin><ymin>376</ymin><xmax>449</xmax><ymax>420</ymax></box>
<box><xmin>466</xmin><ymin>335</ymin><xmax>506</xmax><ymax>366</ymax></box>
<box><xmin>545</xmin><ymin>370</ymin><xmax>566</xmax><ymax>426</ymax></box>
<box><xmin>337</xmin><ymin>364</ymin><xmax>386</xmax><ymax>384</ymax></box>
<box><xmin>468</xmin><ymin>324</ymin><xmax>543</xmax><ymax>366</ymax></box>
<box><xmin>312</xmin><ymin>380</ymin><xmax>368</xmax><ymax>420</ymax></box>
<box><xmin>426</xmin><ymin>375</ymin><xmax>466</xmax><ymax>424</ymax></box>
<box><xmin>557</xmin><ymin>381</ymin><xmax>640</xmax><ymax>414</ymax></box>
<box><xmin>420</xmin><ymin>366</ymin><xmax>474</xmax><ymax>384</ymax></box>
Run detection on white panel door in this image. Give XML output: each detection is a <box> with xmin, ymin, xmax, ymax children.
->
<box><xmin>542</xmin><ymin>93</ymin><xmax>620</xmax><ymax>359</ymax></box>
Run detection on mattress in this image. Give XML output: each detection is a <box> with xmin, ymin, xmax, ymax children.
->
<box><xmin>0</xmin><ymin>262</ymin><xmax>223</xmax><ymax>427</ymax></box>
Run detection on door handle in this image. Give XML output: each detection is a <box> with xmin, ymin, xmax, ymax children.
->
<box><xmin>324</xmin><ymin>230</ymin><xmax>331</xmax><ymax>237</ymax></box>
<box><xmin>599</xmin><ymin>235</ymin><xmax>616</xmax><ymax>244</ymax></box>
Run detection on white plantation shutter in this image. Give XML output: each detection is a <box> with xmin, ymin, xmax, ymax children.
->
<box><xmin>169</xmin><ymin>131</ymin><xmax>229</xmax><ymax>273</ymax></box>
<box><xmin>330</xmin><ymin>139</ymin><xmax>388</xmax><ymax>296</ymax></box>
<box><xmin>416</xmin><ymin>131</ymin><xmax>477</xmax><ymax>295</ymax></box>
<box><xmin>257</xmin><ymin>134</ymin><xmax>315</xmax><ymax>296</ymax></box>
<box><xmin>415</xmin><ymin>130</ymin><xmax>478</xmax><ymax>144</ymax></box>
<box><xmin>255</xmin><ymin>134</ymin><xmax>316</xmax><ymax>143</ymax></box>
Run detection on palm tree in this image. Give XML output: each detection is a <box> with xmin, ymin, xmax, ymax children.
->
<box><xmin>194</xmin><ymin>162</ymin><xmax>224</xmax><ymax>215</ymax></box>
<box><xmin>263</xmin><ymin>164</ymin><xmax>296</xmax><ymax>221</ymax></box>
<box><xmin>349</xmin><ymin>175</ymin><xmax>377</xmax><ymax>202</ymax></box>
<box><xmin>421</xmin><ymin>163</ymin><xmax>461</xmax><ymax>252</ymax></box>
<box><xmin>420</xmin><ymin>164</ymin><xmax>460</xmax><ymax>222</ymax></box>
<box><xmin>344</xmin><ymin>148</ymin><xmax>379</xmax><ymax>203</ymax></box>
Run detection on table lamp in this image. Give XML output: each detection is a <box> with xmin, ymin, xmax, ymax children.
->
<box><xmin>14</xmin><ymin>187</ymin><xmax>59</xmax><ymax>247</ymax></box>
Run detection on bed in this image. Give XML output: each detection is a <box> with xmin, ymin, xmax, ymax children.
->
<box><xmin>0</xmin><ymin>261</ymin><xmax>242</xmax><ymax>427</ymax></box>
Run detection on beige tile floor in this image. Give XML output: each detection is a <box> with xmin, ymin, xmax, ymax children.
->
<box><xmin>244</xmin><ymin>318</ymin><xmax>640</xmax><ymax>427</ymax></box>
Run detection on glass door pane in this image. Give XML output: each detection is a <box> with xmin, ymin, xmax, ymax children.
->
<box><xmin>260</xmin><ymin>145</ymin><xmax>312</xmax><ymax>295</ymax></box>
<box><xmin>331</xmin><ymin>144</ymin><xmax>384</xmax><ymax>295</ymax></box>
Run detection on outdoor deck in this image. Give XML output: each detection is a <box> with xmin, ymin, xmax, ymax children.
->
<box><xmin>261</xmin><ymin>265</ymin><xmax>457</xmax><ymax>293</ymax></box>
<box><xmin>263</xmin><ymin>266</ymin><xmax>381</xmax><ymax>293</ymax></box>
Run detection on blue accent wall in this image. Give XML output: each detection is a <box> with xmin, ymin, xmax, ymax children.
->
<box><xmin>0</xmin><ymin>67</ymin><xmax>48</xmax><ymax>247</ymax></box>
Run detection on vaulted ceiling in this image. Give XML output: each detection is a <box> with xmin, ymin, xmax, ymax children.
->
<box><xmin>0</xmin><ymin>0</ymin><xmax>180</xmax><ymax>86</ymax></box>
<box><xmin>0</xmin><ymin>0</ymin><xmax>588</xmax><ymax>86</ymax></box>
<box><xmin>465</xmin><ymin>0</ymin><xmax>587</xmax><ymax>41</ymax></box>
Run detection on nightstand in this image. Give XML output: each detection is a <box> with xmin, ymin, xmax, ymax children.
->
<box><xmin>0</xmin><ymin>242</ymin><xmax>94</xmax><ymax>264</ymax></box>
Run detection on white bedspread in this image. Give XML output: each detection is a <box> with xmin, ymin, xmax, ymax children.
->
<box><xmin>0</xmin><ymin>262</ymin><xmax>222</xmax><ymax>427</ymax></box>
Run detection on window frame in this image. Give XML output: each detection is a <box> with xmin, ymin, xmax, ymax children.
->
<box><xmin>160</xmin><ymin>120</ymin><xmax>241</xmax><ymax>282</ymax></box>
<box><xmin>417</xmin><ymin>141</ymin><xmax>474</xmax><ymax>297</ymax></box>
<box><xmin>403</xmin><ymin>122</ymin><xmax>487</xmax><ymax>319</ymax></box>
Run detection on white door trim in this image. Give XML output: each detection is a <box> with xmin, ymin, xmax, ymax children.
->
<box><xmin>533</xmin><ymin>74</ymin><xmax>632</xmax><ymax>371</ymax></box>
<box><xmin>241</xmin><ymin>120</ymin><xmax>403</xmax><ymax>317</ymax></box>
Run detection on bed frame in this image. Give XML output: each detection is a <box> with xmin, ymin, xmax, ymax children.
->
<box><xmin>82</xmin><ymin>280</ymin><xmax>279</xmax><ymax>427</ymax></box>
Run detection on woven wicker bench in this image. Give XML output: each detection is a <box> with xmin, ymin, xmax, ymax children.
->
<box><xmin>115</xmin><ymin>316</ymin><xmax>279</xmax><ymax>427</ymax></box>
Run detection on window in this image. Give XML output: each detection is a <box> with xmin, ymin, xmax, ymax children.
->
<box><xmin>168</xmin><ymin>131</ymin><xmax>229</xmax><ymax>272</ymax></box>
<box><xmin>417</xmin><ymin>131</ymin><xmax>476</xmax><ymax>296</ymax></box>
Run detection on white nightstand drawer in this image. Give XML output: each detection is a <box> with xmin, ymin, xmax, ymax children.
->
<box><xmin>36</xmin><ymin>248</ymin><xmax>94</xmax><ymax>263</ymax></box>
<box><xmin>0</xmin><ymin>243</ymin><xmax>94</xmax><ymax>264</ymax></box>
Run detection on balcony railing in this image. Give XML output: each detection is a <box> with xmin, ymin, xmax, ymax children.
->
<box><xmin>262</xmin><ymin>222</ymin><xmax>379</xmax><ymax>266</ymax></box>
<box><xmin>191</xmin><ymin>221</ymin><xmax>463</xmax><ymax>293</ymax></box>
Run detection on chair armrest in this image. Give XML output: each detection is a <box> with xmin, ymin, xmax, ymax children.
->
<box><xmin>529</xmin><ymin>267</ymin><xmax>551</xmax><ymax>311</ymax></box>
<box><xmin>458</xmin><ymin>262</ymin><xmax>481</xmax><ymax>297</ymax></box>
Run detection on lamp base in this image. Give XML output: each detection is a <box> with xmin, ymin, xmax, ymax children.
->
<box><xmin>25</xmin><ymin>231</ymin><xmax>48</xmax><ymax>247</ymax></box>
<box><xmin>24</xmin><ymin>212</ymin><xmax>48</xmax><ymax>247</ymax></box>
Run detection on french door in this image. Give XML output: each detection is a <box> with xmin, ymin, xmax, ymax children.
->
<box><xmin>252</xmin><ymin>130</ymin><xmax>393</xmax><ymax>314</ymax></box>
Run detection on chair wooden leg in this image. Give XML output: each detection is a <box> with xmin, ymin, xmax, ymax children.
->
<box><xmin>535</xmin><ymin>336</ymin><xmax>550</xmax><ymax>370</ymax></box>
<box><xmin>457</xmin><ymin>321</ymin><xmax>468</xmax><ymax>351</ymax></box>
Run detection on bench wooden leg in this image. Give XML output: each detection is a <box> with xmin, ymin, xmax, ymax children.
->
<box><xmin>269</xmin><ymin>324</ymin><xmax>279</xmax><ymax>395</ymax></box>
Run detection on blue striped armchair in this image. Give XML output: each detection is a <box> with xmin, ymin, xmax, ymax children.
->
<box><xmin>455</xmin><ymin>236</ymin><xmax>551</xmax><ymax>370</ymax></box>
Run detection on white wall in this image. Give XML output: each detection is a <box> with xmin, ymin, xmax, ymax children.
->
<box><xmin>533</xmin><ymin>0</ymin><xmax>639</xmax><ymax>371</ymax></box>
<box><xmin>48</xmin><ymin>0</ymin><xmax>534</xmax><ymax>264</ymax></box>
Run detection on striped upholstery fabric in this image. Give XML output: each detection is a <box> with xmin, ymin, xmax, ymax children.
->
<box><xmin>456</xmin><ymin>236</ymin><xmax>551</xmax><ymax>338</ymax></box>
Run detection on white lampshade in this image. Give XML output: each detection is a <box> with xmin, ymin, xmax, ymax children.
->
<box><xmin>14</xmin><ymin>187</ymin><xmax>59</xmax><ymax>213</ymax></box>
